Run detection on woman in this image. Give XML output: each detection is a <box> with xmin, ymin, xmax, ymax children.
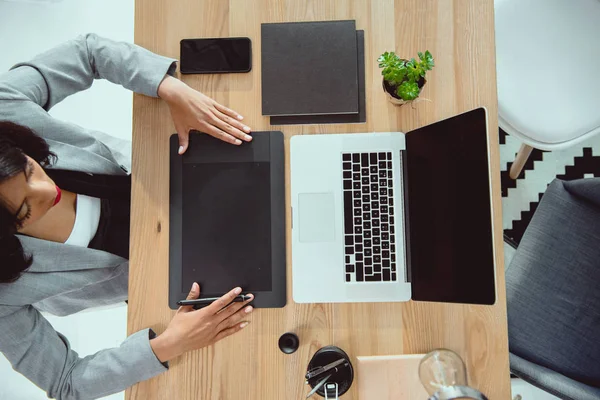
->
<box><xmin>0</xmin><ymin>34</ymin><xmax>255</xmax><ymax>399</ymax></box>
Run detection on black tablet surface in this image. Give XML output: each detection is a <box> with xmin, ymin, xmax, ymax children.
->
<box><xmin>169</xmin><ymin>131</ymin><xmax>286</xmax><ymax>309</ymax></box>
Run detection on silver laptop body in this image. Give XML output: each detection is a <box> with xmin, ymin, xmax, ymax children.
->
<box><xmin>291</xmin><ymin>132</ymin><xmax>412</xmax><ymax>303</ymax></box>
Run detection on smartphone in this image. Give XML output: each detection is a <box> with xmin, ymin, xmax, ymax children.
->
<box><xmin>180</xmin><ymin>37</ymin><xmax>252</xmax><ymax>74</ymax></box>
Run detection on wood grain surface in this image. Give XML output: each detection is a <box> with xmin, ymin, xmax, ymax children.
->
<box><xmin>128</xmin><ymin>1</ymin><xmax>510</xmax><ymax>399</ymax></box>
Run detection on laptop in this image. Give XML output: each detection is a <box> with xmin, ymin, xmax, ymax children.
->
<box><xmin>290</xmin><ymin>108</ymin><xmax>496</xmax><ymax>304</ymax></box>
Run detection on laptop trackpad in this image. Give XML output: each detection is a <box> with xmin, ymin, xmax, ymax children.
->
<box><xmin>298</xmin><ymin>193</ymin><xmax>336</xmax><ymax>243</ymax></box>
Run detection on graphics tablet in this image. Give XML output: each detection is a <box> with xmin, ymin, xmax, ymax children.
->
<box><xmin>169</xmin><ymin>131</ymin><xmax>286</xmax><ymax>308</ymax></box>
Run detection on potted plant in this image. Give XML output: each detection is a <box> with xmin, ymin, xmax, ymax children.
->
<box><xmin>377</xmin><ymin>50</ymin><xmax>435</xmax><ymax>105</ymax></box>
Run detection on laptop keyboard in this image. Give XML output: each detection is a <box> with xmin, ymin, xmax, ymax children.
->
<box><xmin>342</xmin><ymin>152</ymin><xmax>398</xmax><ymax>283</ymax></box>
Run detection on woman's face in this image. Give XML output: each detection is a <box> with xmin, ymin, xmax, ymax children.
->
<box><xmin>0</xmin><ymin>155</ymin><xmax>60</xmax><ymax>229</ymax></box>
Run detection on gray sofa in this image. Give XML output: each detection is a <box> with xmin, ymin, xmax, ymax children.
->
<box><xmin>506</xmin><ymin>178</ymin><xmax>600</xmax><ymax>400</ymax></box>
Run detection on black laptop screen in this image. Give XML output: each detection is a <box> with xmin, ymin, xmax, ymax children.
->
<box><xmin>405</xmin><ymin>108</ymin><xmax>496</xmax><ymax>305</ymax></box>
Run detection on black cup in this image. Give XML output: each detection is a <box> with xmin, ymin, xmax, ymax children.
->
<box><xmin>307</xmin><ymin>346</ymin><xmax>354</xmax><ymax>397</ymax></box>
<box><xmin>278</xmin><ymin>332</ymin><xmax>299</xmax><ymax>354</ymax></box>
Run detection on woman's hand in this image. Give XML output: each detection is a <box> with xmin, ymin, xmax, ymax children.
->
<box><xmin>150</xmin><ymin>283</ymin><xmax>253</xmax><ymax>363</ymax></box>
<box><xmin>158</xmin><ymin>75</ymin><xmax>252</xmax><ymax>154</ymax></box>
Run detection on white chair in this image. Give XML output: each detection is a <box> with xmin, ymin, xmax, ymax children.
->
<box><xmin>495</xmin><ymin>0</ymin><xmax>600</xmax><ymax>179</ymax></box>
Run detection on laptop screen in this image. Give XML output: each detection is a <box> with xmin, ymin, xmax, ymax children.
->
<box><xmin>404</xmin><ymin>108</ymin><xmax>496</xmax><ymax>305</ymax></box>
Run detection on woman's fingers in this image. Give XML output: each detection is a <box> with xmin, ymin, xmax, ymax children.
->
<box><xmin>216</xmin><ymin>294</ymin><xmax>253</xmax><ymax>322</ymax></box>
<box><xmin>176</xmin><ymin>118</ymin><xmax>244</xmax><ymax>150</ymax></box>
<box><xmin>214</xmin><ymin>102</ymin><xmax>244</xmax><ymax>121</ymax></box>
<box><xmin>205</xmin><ymin>287</ymin><xmax>243</xmax><ymax>314</ymax></box>
<box><xmin>218</xmin><ymin>303</ymin><xmax>253</xmax><ymax>330</ymax></box>
<box><xmin>176</xmin><ymin>128</ymin><xmax>190</xmax><ymax>155</ymax></box>
<box><xmin>214</xmin><ymin>321</ymin><xmax>250</xmax><ymax>342</ymax></box>
<box><xmin>210</xmin><ymin>115</ymin><xmax>248</xmax><ymax>143</ymax></box>
<box><xmin>213</xmin><ymin>109</ymin><xmax>252</xmax><ymax>142</ymax></box>
<box><xmin>178</xmin><ymin>282</ymin><xmax>200</xmax><ymax>313</ymax></box>
<box><xmin>204</xmin><ymin>124</ymin><xmax>241</xmax><ymax>145</ymax></box>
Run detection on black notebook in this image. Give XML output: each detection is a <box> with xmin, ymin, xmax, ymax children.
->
<box><xmin>261</xmin><ymin>20</ymin><xmax>359</xmax><ymax>116</ymax></box>
<box><xmin>270</xmin><ymin>30</ymin><xmax>366</xmax><ymax>125</ymax></box>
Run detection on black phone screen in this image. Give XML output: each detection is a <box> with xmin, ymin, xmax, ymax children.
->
<box><xmin>180</xmin><ymin>37</ymin><xmax>252</xmax><ymax>74</ymax></box>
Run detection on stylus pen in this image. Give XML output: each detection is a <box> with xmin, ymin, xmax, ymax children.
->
<box><xmin>177</xmin><ymin>294</ymin><xmax>251</xmax><ymax>308</ymax></box>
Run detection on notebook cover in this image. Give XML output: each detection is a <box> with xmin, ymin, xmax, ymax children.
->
<box><xmin>261</xmin><ymin>20</ymin><xmax>359</xmax><ymax>116</ymax></box>
<box><xmin>356</xmin><ymin>355</ymin><xmax>429</xmax><ymax>400</ymax></box>
<box><xmin>269</xmin><ymin>30</ymin><xmax>366</xmax><ymax>125</ymax></box>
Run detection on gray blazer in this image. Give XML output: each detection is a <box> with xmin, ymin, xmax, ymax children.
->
<box><xmin>0</xmin><ymin>34</ymin><xmax>176</xmax><ymax>399</ymax></box>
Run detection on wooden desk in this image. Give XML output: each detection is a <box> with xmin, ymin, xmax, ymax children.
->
<box><xmin>128</xmin><ymin>1</ymin><xmax>510</xmax><ymax>399</ymax></box>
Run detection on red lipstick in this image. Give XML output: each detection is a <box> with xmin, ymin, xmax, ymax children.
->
<box><xmin>53</xmin><ymin>186</ymin><xmax>62</xmax><ymax>206</ymax></box>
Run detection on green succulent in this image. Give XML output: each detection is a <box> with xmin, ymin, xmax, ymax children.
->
<box><xmin>397</xmin><ymin>81</ymin><xmax>420</xmax><ymax>101</ymax></box>
<box><xmin>377</xmin><ymin>50</ymin><xmax>435</xmax><ymax>101</ymax></box>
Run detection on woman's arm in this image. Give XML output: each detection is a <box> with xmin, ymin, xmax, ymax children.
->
<box><xmin>1</xmin><ymin>33</ymin><xmax>252</xmax><ymax>152</ymax></box>
<box><xmin>10</xmin><ymin>33</ymin><xmax>176</xmax><ymax>109</ymax></box>
<box><xmin>0</xmin><ymin>304</ymin><xmax>167</xmax><ymax>400</ymax></box>
<box><xmin>0</xmin><ymin>284</ymin><xmax>253</xmax><ymax>400</ymax></box>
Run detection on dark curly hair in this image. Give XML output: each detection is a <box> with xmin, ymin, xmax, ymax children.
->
<box><xmin>0</xmin><ymin>121</ymin><xmax>55</xmax><ymax>283</ymax></box>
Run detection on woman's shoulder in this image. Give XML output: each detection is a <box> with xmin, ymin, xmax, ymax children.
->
<box><xmin>17</xmin><ymin>235</ymin><xmax>127</xmax><ymax>274</ymax></box>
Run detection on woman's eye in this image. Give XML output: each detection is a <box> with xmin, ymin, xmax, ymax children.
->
<box><xmin>17</xmin><ymin>202</ymin><xmax>31</xmax><ymax>225</ymax></box>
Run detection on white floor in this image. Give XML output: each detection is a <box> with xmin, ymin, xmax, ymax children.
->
<box><xmin>0</xmin><ymin>1</ymin><xmax>562</xmax><ymax>399</ymax></box>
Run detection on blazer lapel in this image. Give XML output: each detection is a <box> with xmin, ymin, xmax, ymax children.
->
<box><xmin>45</xmin><ymin>169</ymin><xmax>131</xmax><ymax>200</ymax></box>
